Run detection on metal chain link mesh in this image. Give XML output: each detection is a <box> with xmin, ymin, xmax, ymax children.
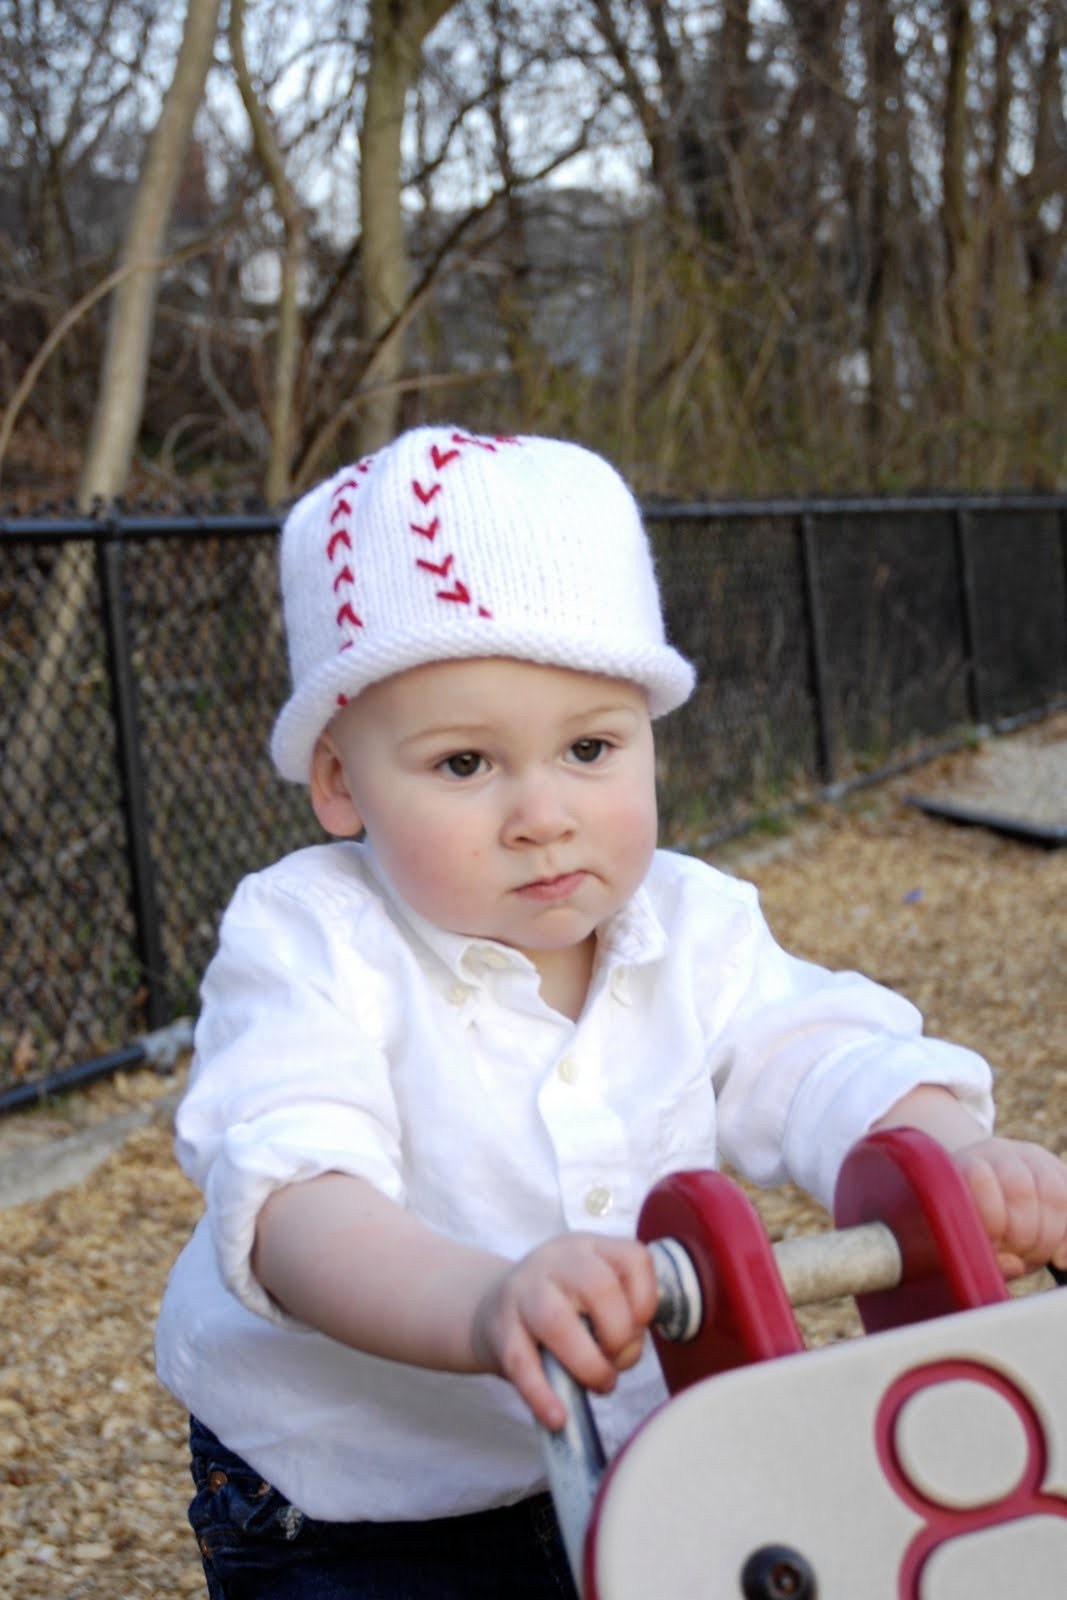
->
<box><xmin>2</xmin><ymin>504</ymin><xmax>1065</xmax><ymax>1088</ymax></box>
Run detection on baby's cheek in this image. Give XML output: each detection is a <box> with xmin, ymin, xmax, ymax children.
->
<box><xmin>397</xmin><ymin>839</ymin><xmax>491</xmax><ymax>925</ymax></box>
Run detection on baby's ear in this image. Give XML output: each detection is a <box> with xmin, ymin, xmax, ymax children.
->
<box><xmin>309</xmin><ymin>734</ymin><xmax>364</xmax><ymax>837</ymax></box>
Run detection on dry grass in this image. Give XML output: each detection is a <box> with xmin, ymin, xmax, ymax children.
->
<box><xmin>0</xmin><ymin>724</ymin><xmax>1064</xmax><ymax>1597</ymax></box>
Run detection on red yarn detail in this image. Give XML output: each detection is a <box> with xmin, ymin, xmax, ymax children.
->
<box><xmin>450</xmin><ymin>432</ymin><xmax>505</xmax><ymax>452</ymax></box>
<box><xmin>336</xmin><ymin>694</ymin><xmax>349</xmax><ymax>707</ymax></box>
<box><xmin>405</xmin><ymin>433</ymin><xmax>522</xmax><ymax>615</ymax></box>
<box><xmin>417</xmin><ymin>553</ymin><xmax>454</xmax><ymax>578</ymax></box>
<box><xmin>327</xmin><ymin>461</ymin><xmax>372</xmax><ymax>651</ymax></box>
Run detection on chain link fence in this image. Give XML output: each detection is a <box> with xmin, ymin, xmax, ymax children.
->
<box><xmin>3</xmin><ymin>497</ymin><xmax>1065</xmax><ymax>1090</ymax></box>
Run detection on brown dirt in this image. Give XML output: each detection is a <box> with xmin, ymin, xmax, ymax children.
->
<box><xmin>1</xmin><ymin>722</ymin><xmax>1064</xmax><ymax>1597</ymax></box>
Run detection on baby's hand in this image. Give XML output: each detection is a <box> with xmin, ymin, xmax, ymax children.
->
<box><xmin>953</xmin><ymin>1136</ymin><xmax>1067</xmax><ymax>1279</ymax></box>
<box><xmin>471</xmin><ymin>1234</ymin><xmax>658</xmax><ymax>1429</ymax></box>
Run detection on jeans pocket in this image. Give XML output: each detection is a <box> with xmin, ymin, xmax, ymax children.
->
<box><xmin>189</xmin><ymin>1422</ymin><xmax>307</xmax><ymax>1554</ymax></box>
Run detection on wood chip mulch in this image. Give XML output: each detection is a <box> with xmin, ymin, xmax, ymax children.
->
<box><xmin>1</xmin><ymin>722</ymin><xmax>1064</xmax><ymax>1597</ymax></box>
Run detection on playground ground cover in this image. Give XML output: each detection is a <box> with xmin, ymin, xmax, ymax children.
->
<box><xmin>1</xmin><ymin>717</ymin><xmax>1064</xmax><ymax>1597</ymax></box>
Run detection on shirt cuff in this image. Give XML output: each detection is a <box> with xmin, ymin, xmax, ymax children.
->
<box><xmin>781</xmin><ymin>1037</ymin><xmax>995</xmax><ymax>1210</ymax></box>
<box><xmin>205</xmin><ymin>1106</ymin><xmax>405</xmax><ymax>1325</ymax></box>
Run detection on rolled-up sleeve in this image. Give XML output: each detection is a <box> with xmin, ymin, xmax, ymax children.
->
<box><xmin>175</xmin><ymin>868</ymin><xmax>404</xmax><ymax>1322</ymax></box>
<box><xmin>704</xmin><ymin>886</ymin><xmax>994</xmax><ymax>1209</ymax></box>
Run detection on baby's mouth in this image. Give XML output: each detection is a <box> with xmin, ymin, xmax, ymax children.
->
<box><xmin>514</xmin><ymin>871</ymin><xmax>587</xmax><ymax>902</ymax></box>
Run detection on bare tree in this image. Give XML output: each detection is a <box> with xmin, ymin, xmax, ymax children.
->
<box><xmin>0</xmin><ymin>0</ymin><xmax>163</xmax><ymax>445</ymax></box>
<box><xmin>229</xmin><ymin>0</ymin><xmax>307</xmax><ymax>504</ymax></box>
<box><xmin>80</xmin><ymin>0</ymin><xmax>223</xmax><ymax>501</ymax></box>
<box><xmin>3</xmin><ymin>0</ymin><xmax>1064</xmax><ymax>498</ymax></box>
<box><xmin>357</xmin><ymin>0</ymin><xmax>458</xmax><ymax>451</ymax></box>
<box><xmin>2</xmin><ymin>0</ymin><xmax>222</xmax><ymax>833</ymax></box>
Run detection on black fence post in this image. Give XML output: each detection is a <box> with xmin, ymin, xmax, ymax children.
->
<box><xmin>953</xmin><ymin>508</ymin><xmax>986</xmax><ymax>726</ymax></box>
<box><xmin>1061</xmin><ymin>509</ymin><xmax>1067</xmax><ymax>695</ymax></box>
<box><xmin>96</xmin><ymin>528</ymin><xmax>169</xmax><ymax>1029</ymax></box>
<box><xmin>798</xmin><ymin>512</ymin><xmax>837</xmax><ymax>786</ymax></box>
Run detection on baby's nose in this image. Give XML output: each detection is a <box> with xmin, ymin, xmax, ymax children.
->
<box><xmin>502</xmin><ymin>773</ymin><xmax>575</xmax><ymax>844</ymax></box>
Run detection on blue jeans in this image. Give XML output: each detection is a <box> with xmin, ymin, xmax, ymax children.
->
<box><xmin>188</xmin><ymin>1419</ymin><xmax>579</xmax><ymax>1599</ymax></box>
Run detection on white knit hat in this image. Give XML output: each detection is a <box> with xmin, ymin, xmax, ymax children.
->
<box><xmin>270</xmin><ymin>425</ymin><xmax>696</xmax><ymax>782</ymax></box>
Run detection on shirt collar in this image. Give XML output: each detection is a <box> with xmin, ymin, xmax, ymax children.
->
<box><xmin>360</xmin><ymin>840</ymin><xmax>668</xmax><ymax>982</ymax></box>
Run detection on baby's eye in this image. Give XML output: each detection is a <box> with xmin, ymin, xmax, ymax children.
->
<box><xmin>440</xmin><ymin>751</ymin><xmax>485</xmax><ymax>779</ymax></box>
<box><xmin>569</xmin><ymin>738</ymin><xmax>607</xmax><ymax>764</ymax></box>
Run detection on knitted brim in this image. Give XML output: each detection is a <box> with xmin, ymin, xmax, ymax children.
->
<box><xmin>270</xmin><ymin>624</ymin><xmax>695</xmax><ymax>783</ymax></box>
<box><xmin>269</xmin><ymin>428</ymin><xmax>698</xmax><ymax>783</ymax></box>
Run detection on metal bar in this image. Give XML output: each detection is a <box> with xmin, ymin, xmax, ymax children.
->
<box><xmin>798</xmin><ymin>511</ymin><xmax>837</xmax><ymax>786</ymax></box>
<box><xmin>96</xmin><ymin>532</ymin><xmax>169</xmax><ymax>1029</ymax></box>
<box><xmin>0</xmin><ymin>1018</ymin><xmax>194</xmax><ymax>1118</ymax></box>
<box><xmin>953</xmin><ymin>508</ymin><xmax>986</xmax><ymax>726</ymax></box>
<box><xmin>5</xmin><ymin>493</ymin><xmax>1067</xmax><ymax>542</ymax></box>
<box><xmin>540</xmin><ymin>1350</ymin><xmax>608</xmax><ymax>1583</ymax></box>
<box><xmin>0</xmin><ymin>512</ymin><xmax>281</xmax><ymax>543</ymax></box>
<box><xmin>643</xmin><ymin>491</ymin><xmax>1067</xmax><ymax>523</ymax></box>
<box><xmin>773</xmin><ymin>1221</ymin><xmax>901</xmax><ymax>1305</ymax></box>
<box><xmin>1061</xmin><ymin>508</ymin><xmax>1067</xmax><ymax>696</ymax></box>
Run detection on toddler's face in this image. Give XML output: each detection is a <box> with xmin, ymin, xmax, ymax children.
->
<box><xmin>311</xmin><ymin>657</ymin><xmax>658</xmax><ymax>969</ymax></box>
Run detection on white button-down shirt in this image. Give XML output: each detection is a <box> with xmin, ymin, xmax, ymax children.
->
<box><xmin>155</xmin><ymin>842</ymin><xmax>993</xmax><ymax>1521</ymax></box>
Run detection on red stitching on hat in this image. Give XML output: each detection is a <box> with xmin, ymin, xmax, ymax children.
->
<box><xmin>406</xmin><ymin>432</ymin><xmax>522</xmax><ymax>616</ymax></box>
<box><xmin>416</xmin><ymin>553</ymin><xmax>453</xmax><ymax>578</ymax></box>
<box><xmin>327</xmin><ymin>460</ymin><xmax>373</xmax><ymax>650</ymax></box>
<box><xmin>437</xmin><ymin>581</ymin><xmax>470</xmax><ymax>604</ymax></box>
<box><xmin>450</xmin><ymin>432</ymin><xmax>519</xmax><ymax>451</ymax></box>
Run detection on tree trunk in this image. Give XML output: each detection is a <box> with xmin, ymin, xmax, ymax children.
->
<box><xmin>861</xmin><ymin>0</ymin><xmax>896</xmax><ymax>477</ymax></box>
<box><xmin>940</xmin><ymin>0</ymin><xmax>976</xmax><ymax>469</ymax></box>
<box><xmin>229</xmin><ymin>0</ymin><xmax>306</xmax><ymax>505</ymax></box>
<box><xmin>358</xmin><ymin>0</ymin><xmax>456</xmax><ymax>454</ymax></box>
<box><xmin>80</xmin><ymin>0</ymin><xmax>222</xmax><ymax>503</ymax></box>
<box><xmin>3</xmin><ymin>0</ymin><xmax>221</xmax><ymax>835</ymax></box>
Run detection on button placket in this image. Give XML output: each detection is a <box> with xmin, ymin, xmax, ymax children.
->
<box><xmin>583</xmin><ymin>1184</ymin><xmax>614</xmax><ymax>1218</ymax></box>
<box><xmin>477</xmin><ymin>947</ymin><xmax>510</xmax><ymax>971</ymax></box>
<box><xmin>556</xmin><ymin>1054</ymin><xmax>579</xmax><ymax>1085</ymax></box>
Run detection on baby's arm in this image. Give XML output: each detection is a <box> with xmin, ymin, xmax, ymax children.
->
<box><xmin>871</xmin><ymin>1086</ymin><xmax>1067</xmax><ymax>1278</ymax></box>
<box><xmin>253</xmin><ymin>1173</ymin><xmax>658</xmax><ymax>1429</ymax></box>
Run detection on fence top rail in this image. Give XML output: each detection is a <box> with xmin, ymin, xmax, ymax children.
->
<box><xmin>643</xmin><ymin>492</ymin><xmax>1067</xmax><ymax>522</ymax></box>
<box><xmin>0</xmin><ymin>511</ymin><xmax>282</xmax><ymax>542</ymax></box>
<box><xmin>1</xmin><ymin>491</ymin><xmax>1066</xmax><ymax>543</ymax></box>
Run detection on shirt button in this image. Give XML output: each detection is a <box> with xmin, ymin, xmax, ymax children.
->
<box><xmin>447</xmin><ymin>983</ymin><xmax>472</xmax><ymax>1006</ymax></box>
<box><xmin>556</xmin><ymin>1055</ymin><xmax>579</xmax><ymax>1085</ymax></box>
<box><xmin>478</xmin><ymin>948</ymin><xmax>509</xmax><ymax>971</ymax></box>
<box><xmin>584</xmin><ymin>1185</ymin><xmax>613</xmax><ymax>1218</ymax></box>
<box><xmin>610</xmin><ymin>968</ymin><xmax>632</xmax><ymax>1004</ymax></box>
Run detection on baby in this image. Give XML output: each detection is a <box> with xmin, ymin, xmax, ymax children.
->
<box><xmin>157</xmin><ymin>426</ymin><xmax>1067</xmax><ymax>1600</ymax></box>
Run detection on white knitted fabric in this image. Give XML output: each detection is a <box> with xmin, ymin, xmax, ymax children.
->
<box><xmin>270</xmin><ymin>426</ymin><xmax>696</xmax><ymax>782</ymax></box>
